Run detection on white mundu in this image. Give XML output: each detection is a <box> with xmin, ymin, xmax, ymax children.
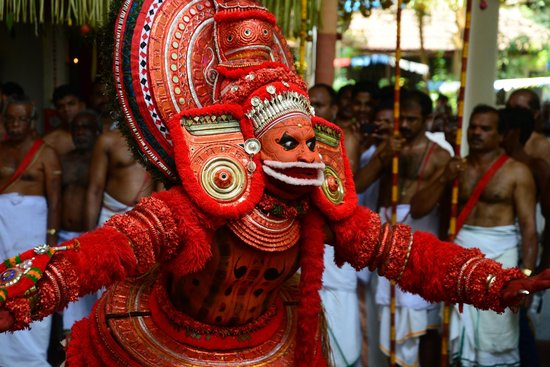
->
<box><xmin>376</xmin><ymin>204</ymin><xmax>441</xmax><ymax>367</ymax></box>
<box><xmin>450</xmin><ymin>225</ymin><xmax>520</xmax><ymax>367</ymax></box>
<box><xmin>0</xmin><ymin>193</ymin><xmax>52</xmax><ymax>367</ymax></box>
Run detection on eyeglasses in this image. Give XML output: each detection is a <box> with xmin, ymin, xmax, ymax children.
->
<box><xmin>4</xmin><ymin>116</ymin><xmax>34</xmax><ymax>124</ymax></box>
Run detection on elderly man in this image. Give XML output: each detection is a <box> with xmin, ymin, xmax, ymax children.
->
<box><xmin>0</xmin><ymin>95</ymin><xmax>61</xmax><ymax>366</ymax></box>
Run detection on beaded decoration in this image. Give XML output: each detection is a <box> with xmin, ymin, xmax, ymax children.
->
<box><xmin>0</xmin><ymin>242</ymin><xmax>79</xmax><ymax>304</ymax></box>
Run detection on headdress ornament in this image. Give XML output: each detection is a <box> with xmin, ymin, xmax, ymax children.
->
<box><xmin>112</xmin><ymin>0</ymin><xmax>294</xmax><ymax>185</ymax></box>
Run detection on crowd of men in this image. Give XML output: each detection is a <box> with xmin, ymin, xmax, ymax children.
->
<box><xmin>0</xmin><ymin>77</ymin><xmax>548</xmax><ymax>367</ymax></box>
<box><xmin>309</xmin><ymin>83</ymin><xmax>549</xmax><ymax>367</ymax></box>
<box><xmin>0</xmin><ymin>80</ymin><xmax>157</xmax><ymax>366</ymax></box>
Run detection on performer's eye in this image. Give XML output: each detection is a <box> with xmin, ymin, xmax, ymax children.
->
<box><xmin>277</xmin><ymin>133</ymin><xmax>298</xmax><ymax>151</ymax></box>
<box><xmin>306</xmin><ymin>137</ymin><xmax>316</xmax><ymax>151</ymax></box>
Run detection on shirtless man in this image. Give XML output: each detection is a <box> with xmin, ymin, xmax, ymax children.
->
<box><xmin>506</xmin><ymin>88</ymin><xmax>550</xmax><ymax>166</ymax></box>
<box><xmin>84</xmin><ymin>127</ymin><xmax>154</xmax><ymax>229</ymax></box>
<box><xmin>308</xmin><ymin>84</ymin><xmax>338</xmax><ymax>123</ymax></box>
<box><xmin>59</xmin><ymin>110</ymin><xmax>102</xmax><ymax>333</ymax></box>
<box><xmin>43</xmin><ymin>84</ymin><xmax>86</xmax><ymax>155</ymax></box>
<box><xmin>0</xmin><ymin>95</ymin><xmax>61</xmax><ymax>367</ymax></box>
<box><xmin>88</xmin><ymin>79</ymin><xmax>114</xmax><ymax>133</ymax></box>
<box><xmin>339</xmin><ymin>82</ymin><xmax>379</xmax><ymax>175</ymax></box>
<box><xmin>0</xmin><ymin>82</ymin><xmax>25</xmax><ymax>141</ymax></box>
<box><xmin>356</xmin><ymin>90</ymin><xmax>451</xmax><ymax>367</ymax></box>
<box><xmin>412</xmin><ymin>104</ymin><xmax>537</xmax><ymax>367</ymax></box>
<box><xmin>499</xmin><ymin>106</ymin><xmax>549</xmax><ymax>367</ymax></box>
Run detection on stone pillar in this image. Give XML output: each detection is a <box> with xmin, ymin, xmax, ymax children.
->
<box><xmin>461</xmin><ymin>1</ymin><xmax>500</xmax><ymax>156</ymax></box>
<box><xmin>314</xmin><ymin>0</ymin><xmax>338</xmax><ymax>85</ymax></box>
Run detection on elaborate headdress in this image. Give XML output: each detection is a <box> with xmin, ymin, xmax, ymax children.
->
<box><xmin>112</xmin><ymin>1</ymin><xmax>358</xmax><ymax>365</ymax></box>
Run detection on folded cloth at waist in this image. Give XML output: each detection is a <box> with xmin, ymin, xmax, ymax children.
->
<box><xmin>455</xmin><ymin>224</ymin><xmax>519</xmax><ymax>259</ymax></box>
<box><xmin>98</xmin><ymin>192</ymin><xmax>134</xmax><ymax>226</ymax></box>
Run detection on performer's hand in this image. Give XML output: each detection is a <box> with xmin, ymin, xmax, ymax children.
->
<box><xmin>501</xmin><ymin>269</ymin><xmax>550</xmax><ymax>309</ymax></box>
<box><xmin>0</xmin><ymin>309</ymin><xmax>14</xmax><ymax>332</ymax></box>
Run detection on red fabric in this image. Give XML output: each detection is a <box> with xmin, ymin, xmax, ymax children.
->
<box><xmin>0</xmin><ymin>139</ymin><xmax>44</xmax><ymax>193</ymax></box>
<box><xmin>455</xmin><ymin>154</ymin><xmax>509</xmax><ymax>234</ymax></box>
<box><xmin>294</xmin><ymin>209</ymin><xmax>327</xmax><ymax>367</ymax></box>
<box><xmin>331</xmin><ymin>205</ymin><xmax>382</xmax><ymax>269</ymax></box>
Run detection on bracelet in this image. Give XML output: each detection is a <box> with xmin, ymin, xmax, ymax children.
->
<box><xmin>46</xmin><ymin>228</ymin><xmax>57</xmax><ymax>236</ymax></box>
<box><xmin>521</xmin><ymin>268</ymin><xmax>533</xmax><ymax>277</ymax></box>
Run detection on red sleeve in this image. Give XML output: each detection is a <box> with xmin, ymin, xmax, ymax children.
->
<box><xmin>4</xmin><ymin>190</ymin><xmax>185</xmax><ymax>330</ymax></box>
<box><xmin>331</xmin><ymin>205</ymin><xmax>525</xmax><ymax>312</ymax></box>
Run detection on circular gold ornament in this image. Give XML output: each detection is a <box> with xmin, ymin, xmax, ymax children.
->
<box><xmin>201</xmin><ymin>157</ymin><xmax>246</xmax><ymax>201</ymax></box>
<box><xmin>321</xmin><ymin>166</ymin><xmax>344</xmax><ymax>204</ymax></box>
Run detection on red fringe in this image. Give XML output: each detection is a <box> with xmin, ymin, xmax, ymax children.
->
<box><xmin>295</xmin><ymin>209</ymin><xmax>327</xmax><ymax>366</ymax></box>
<box><xmin>154</xmin><ymin>188</ymin><xmax>221</xmax><ymax>275</ymax></box>
<box><xmin>214</xmin><ymin>9</ymin><xmax>276</xmax><ymax>25</ymax></box>
<box><xmin>330</xmin><ymin>205</ymin><xmax>382</xmax><ymax>269</ymax></box>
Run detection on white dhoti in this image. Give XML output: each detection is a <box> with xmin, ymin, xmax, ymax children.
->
<box><xmin>376</xmin><ymin>205</ymin><xmax>441</xmax><ymax>367</ymax></box>
<box><xmin>321</xmin><ymin>245</ymin><xmax>362</xmax><ymax>367</ymax></box>
<box><xmin>58</xmin><ymin>230</ymin><xmax>100</xmax><ymax>330</ymax></box>
<box><xmin>450</xmin><ymin>224</ymin><xmax>520</xmax><ymax>367</ymax></box>
<box><xmin>0</xmin><ymin>193</ymin><xmax>52</xmax><ymax>367</ymax></box>
<box><xmin>98</xmin><ymin>192</ymin><xmax>133</xmax><ymax>226</ymax></box>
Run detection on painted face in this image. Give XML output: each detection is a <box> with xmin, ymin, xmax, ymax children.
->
<box><xmin>259</xmin><ymin>115</ymin><xmax>325</xmax><ymax>199</ymax></box>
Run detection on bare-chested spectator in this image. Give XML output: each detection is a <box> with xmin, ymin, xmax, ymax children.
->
<box><xmin>43</xmin><ymin>84</ymin><xmax>86</xmax><ymax>155</ymax></box>
<box><xmin>84</xmin><ymin>127</ymin><xmax>154</xmax><ymax>229</ymax></box>
<box><xmin>412</xmin><ymin>104</ymin><xmax>537</xmax><ymax>367</ymax></box>
<box><xmin>89</xmin><ymin>78</ymin><xmax>114</xmax><ymax>133</ymax></box>
<box><xmin>59</xmin><ymin>110</ymin><xmax>102</xmax><ymax>332</ymax></box>
<box><xmin>506</xmin><ymin>88</ymin><xmax>550</xmax><ymax>167</ymax></box>
<box><xmin>0</xmin><ymin>95</ymin><xmax>61</xmax><ymax>366</ymax></box>
<box><xmin>499</xmin><ymin>106</ymin><xmax>549</xmax><ymax>367</ymax></box>
<box><xmin>308</xmin><ymin>84</ymin><xmax>338</xmax><ymax>123</ymax></box>
<box><xmin>0</xmin><ymin>82</ymin><xmax>25</xmax><ymax>141</ymax></box>
<box><xmin>338</xmin><ymin>82</ymin><xmax>379</xmax><ymax>175</ymax></box>
<box><xmin>335</xmin><ymin>84</ymin><xmax>354</xmax><ymax>123</ymax></box>
<box><xmin>356</xmin><ymin>90</ymin><xmax>450</xmax><ymax>367</ymax></box>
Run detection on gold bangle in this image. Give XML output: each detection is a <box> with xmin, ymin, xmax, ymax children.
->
<box><xmin>521</xmin><ymin>268</ymin><xmax>533</xmax><ymax>277</ymax></box>
<box><xmin>47</xmin><ymin>228</ymin><xmax>57</xmax><ymax>236</ymax></box>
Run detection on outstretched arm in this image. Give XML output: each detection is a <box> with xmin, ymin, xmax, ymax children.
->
<box><xmin>329</xmin><ymin>205</ymin><xmax>549</xmax><ymax>313</ymax></box>
<box><xmin>0</xmin><ymin>187</ymin><xmax>217</xmax><ymax>332</ymax></box>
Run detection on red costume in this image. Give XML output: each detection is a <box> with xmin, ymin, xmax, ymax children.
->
<box><xmin>0</xmin><ymin>1</ymin><xmax>545</xmax><ymax>366</ymax></box>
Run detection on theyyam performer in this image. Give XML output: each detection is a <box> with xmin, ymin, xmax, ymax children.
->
<box><xmin>0</xmin><ymin>1</ymin><xmax>549</xmax><ymax>366</ymax></box>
